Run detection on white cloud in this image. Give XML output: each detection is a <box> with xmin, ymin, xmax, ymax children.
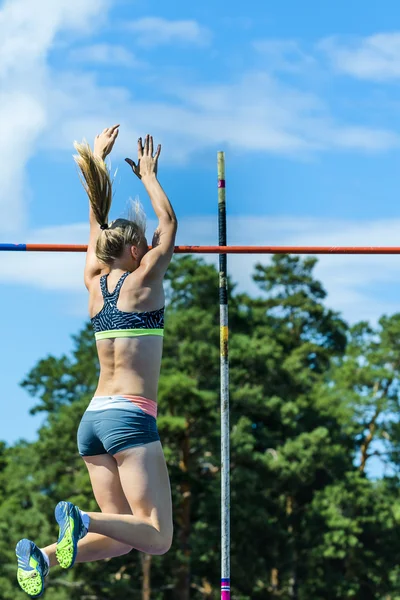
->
<box><xmin>3</xmin><ymin>216</ymin><xmax>400</xmax><ymax>325</ymax></box>
<box><xmin>69</xmin><ymin>44</ymin><xmax>143</xmax><ymax>68</ymax></box>
<box><xmin>0</xmin><ymin>0</ymin><xmax>110</xmax><ymax>234</ymax></box>
<box><xmin>0</xmin><ymin>92</ymin><xmax>45</xmax><ymax>233</ymax></box>
<box><xmin>40</xmin><ymin>70</ymin><xmax>400</xmax><ymax>169</ymax></box>
<box><xmin>314</xmin><ymin>124</ymin><xmax>400</xmax><ymax>151</ymax></box>
<box><xmin>126</xmin><ymin>17</ymin><xmax>211</xmax><ymax>47</ymax></box>
<box><xmin>167</xmin><ymin>73</ymin><xmax>400</xmax><ymax>155</ymax></box>
<box><xmin>320</xmin><ymin>33</ymin><xmax>400</xmax><ymax>81</ymax></box>
<box><xmin>254</xmin><ymin>39</ymin><xmax>316</xmax><ymax>73</ymax></box>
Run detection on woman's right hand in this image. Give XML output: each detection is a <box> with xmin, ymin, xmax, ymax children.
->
<box><xmin>94</xmin><ymin>124</ymin><xmax>119</xmax><ymax>160</ymax></box>
<box><xmin>125</xmin><ymin>134</ymin><xmax>161</xmax><ymax>180</ymax></box>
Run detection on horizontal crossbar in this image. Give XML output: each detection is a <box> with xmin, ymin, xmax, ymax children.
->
<box><xmin>1</xmin><ymin>244</ymin><xmax>400</xmax><ymax>254</ymax></box>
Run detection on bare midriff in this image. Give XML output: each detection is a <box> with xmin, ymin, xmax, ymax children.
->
<box><xmin>94</xmin><ymin>335</ymin><xmax>164</xmax><ymax>401</ymax></box>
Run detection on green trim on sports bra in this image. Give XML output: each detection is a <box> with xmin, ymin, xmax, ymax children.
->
<box><xmin>95</xmin><ymin>329</ymin><xmax>165</xmax><ymax>341</ymax></box>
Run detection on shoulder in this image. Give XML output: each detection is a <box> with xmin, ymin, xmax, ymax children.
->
<box><xmin>125</xmin><ymin>268</ymin><xmax>164</xmax><ymax>290</ymax></box>
<box><xmin>86</xmin><ymin>272</ymin><xmax>104</xmax><ymax>294</ymax></box>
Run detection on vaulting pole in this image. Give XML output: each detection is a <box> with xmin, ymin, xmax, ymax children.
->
<box><xmin>218</xmin><ymin>151</ymin><xmax>230</xmax><ymax>600</ymax></box>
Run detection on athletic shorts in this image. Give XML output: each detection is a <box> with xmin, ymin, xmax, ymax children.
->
<box><xmin>77</xmin><ymin>395</ymin><xmax>160</xmax><ymax>457</ymax></box>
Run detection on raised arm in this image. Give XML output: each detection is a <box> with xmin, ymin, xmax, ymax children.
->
<box><xmin>125</xmin><ymin>135</ymin><xmax>177</xmax><ymax>279</ymax></box>
<box><xmin>74</xmin><ymin>125</ymin><xmax>119</xmax><ymax>288</ymax></box>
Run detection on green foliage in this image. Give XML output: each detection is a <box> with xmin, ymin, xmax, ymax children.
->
<box><xmin>1</xmin><ymin>254</ymin><xmax>400</xmax><ymax>599</ymax></box>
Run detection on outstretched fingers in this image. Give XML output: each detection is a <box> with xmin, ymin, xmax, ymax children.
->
<box><xmin>93</xmin><ymin>124</ymin><xmax>120</xmax><ymax>159</ymax></box>
<box><xmin>103</xmin><ymin>124</ymin><xmax>119</xmax><ymax>134</ymax></box>
<box><xmin>136</xmin><ymin>134</ymin><xmax>159</xmax><ymax>158</ymax></box>
<box><xmin>125</xmin><ymin>157</ymin><xmax>137</xmax><ymax>170</ymax></box>
<box><xmin>143</xmin><ymin>134</ymin><xmax>150</xmax><ymax>156</ymax></box>
<box><xmin>126</xmin><ymin>134</ymin><xmax>161</xmax><ymax>180</ymax></box>
<box><xmin>138</xmin><ymin>137</ymin><xmax>144</xmax><ymax>158</ymax></box>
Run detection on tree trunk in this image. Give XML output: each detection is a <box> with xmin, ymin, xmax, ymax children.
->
<box><xmin>359</xmin><ymin>406</ymin><xmax>381</xmax><ymax>474</ymax></box>
<box><xmin>346</xmin><ymin>389</ymin><xmax>385</xmax><ymax>591</ymax></box>
<box><xmin>174</xmin><ymin>424</ymin><xmax>192</xmax><ymax>600</ymax></box>
<box><xmin>287</xmin><ymin>496</ymin><xmax>298</xmax><ymax>600</ymax></box>
<box><xmin>359</xmin><ymin>380</ymin><xmax>390</xmax><ymax>474</ymax></box>
<box><xmin>141</xmin><ymin>554</ymin><xmax>152</xmax><ymax>600</ymax></box>
<box><xmin>270</xmin><ymin>567</ymin><xmax>279</xmax><ymax>595</ymax></box>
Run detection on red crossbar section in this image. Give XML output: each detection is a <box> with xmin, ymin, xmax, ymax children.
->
<box><xmin>25</xmin><ymin>244</ymin><xmax>88</xmax><ymax>252</ymax></box>
<box><xmin>19</xmin><ymin>244</ymin><xmax>400</xmax><ymax>254</ymax></box>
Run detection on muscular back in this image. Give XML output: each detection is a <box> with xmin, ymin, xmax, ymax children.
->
<box><xmin>88</xmin><ymin>269</ymin><xmax>165</xmax><ymax>401</ymax></box>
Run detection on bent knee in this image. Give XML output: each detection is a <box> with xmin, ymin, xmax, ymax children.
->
<box><xmin>149</xmin><ymin>544</ymin><xmax>171</xmax><ymax>556</ymax></box>
<box><xmin>114</xmin><ymin>543</ymin><xmax>134</xmax><ymax>557</ymax></box>
<box><xmin>148</xmin><ymin>532</ymin><xmax>173</xmax><ymax>556</ymax></box>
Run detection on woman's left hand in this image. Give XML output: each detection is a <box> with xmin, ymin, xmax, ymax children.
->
<box><xmin>94</xmin><ymin>124</ymin><xmax>120</xmax><ymax>160</ymax></box>
<box><xmin>125</xmin><ymin>134</ymin><xmax>161</xmax><ymax>180</ymax></box>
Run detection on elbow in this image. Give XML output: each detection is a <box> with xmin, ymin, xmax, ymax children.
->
<box><xmin>160</xmin><ymin>213</ymin><xmax>177</xmax><ymax>230</ymax></box>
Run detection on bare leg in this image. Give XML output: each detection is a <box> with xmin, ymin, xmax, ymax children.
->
<box><xmin>85</xmin><ymin>441</ymin><xmax>173</xmax><ymax>555</ymax></box>
<box><xmin>43</xmin><ymin>454</ymin><xmax>132</xmax><ymax>566</ymax></box>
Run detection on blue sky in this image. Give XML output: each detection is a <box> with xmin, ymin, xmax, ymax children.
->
<box><xmin>2</xmin><ymin>0</ymin><xmax>400</xmax><ymax>477</ymax></box>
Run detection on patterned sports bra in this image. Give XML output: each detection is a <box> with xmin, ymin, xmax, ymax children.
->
<box><xmin>91</xmin><ymin>272</ymin><xmax>164</xmax><ymax>341</ymax></box>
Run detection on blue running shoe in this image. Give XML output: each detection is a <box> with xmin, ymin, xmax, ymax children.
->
<box><xmin>55</xmin><ymin>501</ymin><xmax>88</xmax><ymax>569</ymax></box>
<box><xmin>15</xmin><ymin>539</ymin><xmax>49</xmax><ymax>598</ymax></box>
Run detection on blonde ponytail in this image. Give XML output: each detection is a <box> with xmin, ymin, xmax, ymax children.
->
<box><xmin>73</xmin><ymin>140</ymin><xmax>113</xmax><ymax>228</ymax></box>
